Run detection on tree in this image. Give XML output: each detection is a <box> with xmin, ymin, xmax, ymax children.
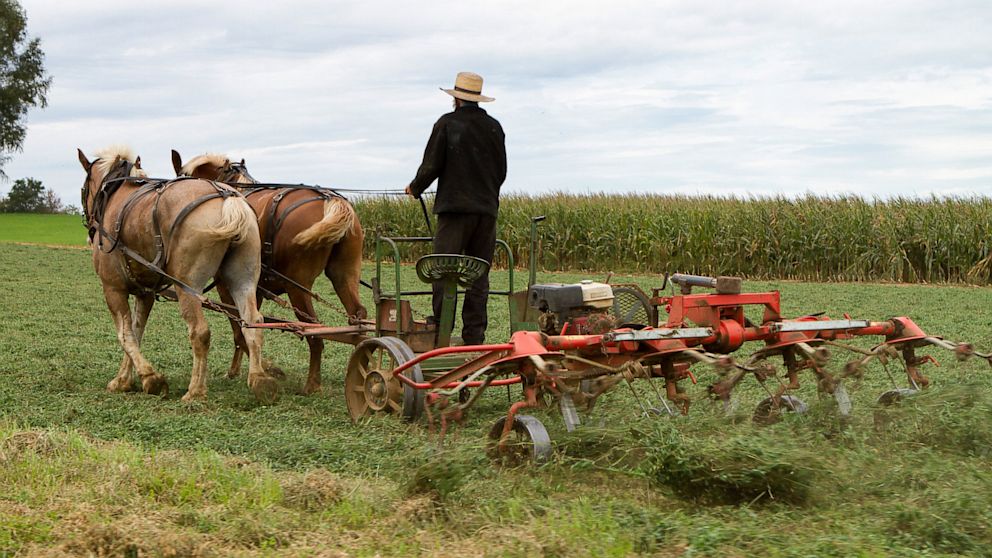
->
<box><xmin>0</xmin><ymin>177</ymin><xmax>72</xmax><ymax>213</ymax></box>
<box><xmin>0</xmin><ymin>176</ymin><xmax>43</xmax><ymax>212</ymax></box>
<box><xmin>0</xmin><ymin>0</ymin><xmax>51</xmax><ymax>179</ymax></box>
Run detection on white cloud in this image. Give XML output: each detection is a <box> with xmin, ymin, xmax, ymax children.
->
<box><xmin>4</xmin><ymin>0</ymin><xmax>992</xmax><ymax>204</ymax></box>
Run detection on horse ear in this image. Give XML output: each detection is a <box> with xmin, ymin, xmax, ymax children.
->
<box><xmin>77</xmin><ymin>148</ymin><xmax>92</xmax><ymax>171</ymax></box>
<box><xmin>134</xmin><ymin>156</ymin><xmax>142</xmax><ymax>169</ymax></box>
<box><xmin>171</xmin><ymin>150</ymin><xmax>183</xmax><ymax>175</ymax></box>
<box><xmin>240</xmin><ymin>158</ymin><xmax>245</xmax><ymax>166</ymax></box>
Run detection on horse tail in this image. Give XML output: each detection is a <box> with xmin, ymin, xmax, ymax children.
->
<box><xmin>206</xmin><ymin>197</ymin><xmax>256</xmax><ymax>245</ymax></box>
<box><xmin>292</xmin><ymin>198</ymin><xmax>355</xmax><ymax>249</ymax></box>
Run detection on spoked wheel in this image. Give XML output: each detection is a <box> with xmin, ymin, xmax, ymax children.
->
<box><xmin>345</xmin><ymin>337</ymin><xmax>424</xmax><ymax>422</ymax></box>
<box><xmin>873</xmin><ymin>388</ymin><xmax>919</xmax><ymax>430</ymax></box>
<box><xmin>487</xmin><ymin>415</ymin><xmax>552</xmax><ymax>465</ymax></box>
<box><xmin>611</xmin><ymin>286</ymin><xmax>657</xmax><ymax>327</ymax></box>
<box><xmin>752</xmin><ymin>395</ymin><xmax>808</xmax><ymax>425</ymax></box>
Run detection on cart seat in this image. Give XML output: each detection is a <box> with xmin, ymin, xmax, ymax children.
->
<box><xmin>415</xmin><ymin>254</ymin><xmax>490</xmax><ymax>288</ymax></box>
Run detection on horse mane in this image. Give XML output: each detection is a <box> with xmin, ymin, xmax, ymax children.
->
<box><xmin>93</xmin><ymin>145</ymin><xmax>147</xmax><ymax>178</ymax></box>
<box><xmin>180</xmin><ymin>153</ymin><xmax>230</xmax><ymax>176</ymax></box>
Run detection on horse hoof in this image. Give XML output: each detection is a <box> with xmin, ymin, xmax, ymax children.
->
<box><xmin>301</xmin><ymin>382</ymin><xmax>322</xmax><ymax>396</ymax></box>
<box><xmin>226</xmin><ymin>367</ymin><xmax>242</xmax><ymax>380</ymax></box>
<box><xmin>181</xmin><ymin>391</ymin><xmax>206</xmax><ymax>403</ymax></box>
<box><xmin>107</xmin><ymin>377</ymin><xmax>136</xmax><ymax>393</ymax></box>
<box><xmin>250</xmin><ymin>375</ymin><xmax>280</xmax><ymax>405</ymax></box>
<box><xmin>142</xmin><ymin>375</ymin><xmax>169</xmax><ymax>397</ymax></box>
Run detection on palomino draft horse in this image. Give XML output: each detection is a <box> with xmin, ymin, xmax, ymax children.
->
<box><xmin>171</xmin><ymin>150</ymin><xmax>367</xmax><ymax>395</ymax></box>
<box><xmin>78</xmin><ymin>146</ymin><xmax>278</xmax><ymax>403</ymax></box>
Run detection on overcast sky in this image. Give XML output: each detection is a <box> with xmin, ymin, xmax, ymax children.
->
<box><xmin>4</xmin><ymin>0</ymin><xmax>991</xmax><ymax>204</ymax></box>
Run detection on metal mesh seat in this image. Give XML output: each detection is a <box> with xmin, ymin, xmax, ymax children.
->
<box><xmin>415</xmin><ymin>254</ymin><xmax>490</xmax><ymax>288</ymax></box>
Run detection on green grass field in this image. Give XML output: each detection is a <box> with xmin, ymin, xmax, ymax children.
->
<box><xmin>0</xmin><ymin>214</ymin><xmax>86</xmax><ymax>247</ymax></box>
<box><xmin>3</xmin><ymin>238</ymin><xmax>992</xmax><ymax>555</ymax></box>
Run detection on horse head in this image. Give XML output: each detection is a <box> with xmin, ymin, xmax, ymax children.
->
<box><xmin>172</xmin><ymin>150</ymin><xmax>257</xmax><ymax>184</ymax></box>
<box><xmin>77</xmin><ymin>146</ymin><xmax>147</xmax><ymax>235</ymax></box>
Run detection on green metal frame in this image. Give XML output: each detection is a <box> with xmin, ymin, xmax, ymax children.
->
<box><xmin>374</xmin><ymin>236</ymin><xmax>516</xmax><ymax>341</ymax></box>
<box><xmin>372</xmin><ymin>215</ymin><xmax>547</xmax><ymax>346</ymax></box>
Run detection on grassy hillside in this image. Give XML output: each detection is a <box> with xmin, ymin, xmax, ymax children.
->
<box><xmin>3</xmin><ymin>243</ymin><xmax>992</xmax><ymax>556</ymax></box>
<box><xmin>0</xmin><ymin>213</ymin><xmax>85</xmax><ymax>247</ymax></box>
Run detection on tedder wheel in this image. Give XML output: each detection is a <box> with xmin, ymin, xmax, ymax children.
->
<box><xmin>833</xmin><ymin>382</ymin><xmax>852</xmax><ymax>417</ymax></box>
<box><xmin>752</xmin><ymin>395</ymin><xmax>808</xmax><ymax>425</ymax></box>
<box><xmin>611</xmin><ymin>286</ymin><xmax>657</xmax><ymax>328</ymax></box>
<box><xmin>877</xmin><ymin>388</ymin><xmax>919</xmax><ymax>406</ymax></box>
<box><xmin>345</xmin><ymin>337</ymin><xmax>424</xmax><ymax>422</ymax></box>
<box><xmin>873</xmin><ymin>388</ymin><xmax>919</xmax><ymax>431</ymax></box>
<box><xmin>487</xmin><ymin>415</ymin><xmax>552</xmax><ymax>465</ymax></box>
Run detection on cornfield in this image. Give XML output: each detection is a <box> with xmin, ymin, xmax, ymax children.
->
<box><xmin>353</xmin><ymin>193</ymin><xmax>992</xmax><ymax>284</ymax></box>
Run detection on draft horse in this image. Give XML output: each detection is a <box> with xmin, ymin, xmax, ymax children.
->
<box><xmin>78</xmin><ymin>146</ymin><xmax>278</xmax><ymax>403</ymax></box>
<box><xmin>171</xmin><ymin>150</ymin><xmax>367</xmax><ymax>394</ymax></box>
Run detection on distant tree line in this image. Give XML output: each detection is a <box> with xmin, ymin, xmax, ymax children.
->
<box><xmin>0</xmin><ymin>177</ymin><xmax>77</xmax><ymax>214</ymax></box>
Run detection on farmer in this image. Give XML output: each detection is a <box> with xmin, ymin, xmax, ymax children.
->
<box><xmin>405</xmin><ymin>71</ymin><xmax>507</xmax><ymax>345</ymax></box>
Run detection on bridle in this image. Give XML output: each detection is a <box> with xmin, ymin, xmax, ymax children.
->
<box><xmin>216</xmin><ymin>160</ymin><xmax>258</xmax><ymax>184</ymax></box>
<box><xmin>81</xmin><ymin>157</ymin><xmax>136</xmax><ymax>241</ymax></box>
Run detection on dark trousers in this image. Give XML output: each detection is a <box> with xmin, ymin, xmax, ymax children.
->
<box><xmin>432</xmin><ymin>213</ymin><xmax>497</xmax><ymax>345</ymax></box>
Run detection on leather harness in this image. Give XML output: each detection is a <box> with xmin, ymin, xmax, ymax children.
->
<box><xmin>83</xmin><ymin>159</ymin><xmax>242</xmax><ymax>296</ymax></box>
<box><xmin>235</xmin><ymin>184</ymin><xmax>346</xmax><ymax>278</ymax></box>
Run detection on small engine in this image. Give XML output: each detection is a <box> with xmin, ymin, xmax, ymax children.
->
<box><xmin>528</xmin><ymin>280</ymin><xmax>617</xmax><ymax>335</ymax></box>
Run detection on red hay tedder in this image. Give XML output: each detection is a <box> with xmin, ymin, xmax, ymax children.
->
<box><xmin>257</xmin><ymin>217</ymin><xmax>992</xmax><ymax>463</ymax></box>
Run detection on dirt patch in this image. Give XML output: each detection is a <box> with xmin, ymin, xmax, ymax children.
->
<box><xmin>5</xmin><ymin>241</ymin><xmax>88</xmax><ymax>251</ymax></box>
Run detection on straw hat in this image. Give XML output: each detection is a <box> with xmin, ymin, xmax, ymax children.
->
<box><xmin>441</xmin><ymin>71</ymin><xmax>494</xmax><ymax>103</ymax></box>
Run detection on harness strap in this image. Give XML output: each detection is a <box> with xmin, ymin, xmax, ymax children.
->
<box><xmin>115</xmin><ymin>241</ymin><xmax>248</xmax><ymax>327</ymax></box>
<box><xmin>92</xmin><ymin>176</ymin><xmax>244</xmax><ymax>297</ymax></box>
<box><xmin>261</xmin><ymin>187</ymin><xmax>332</xmax><ymax>269</ymax></box>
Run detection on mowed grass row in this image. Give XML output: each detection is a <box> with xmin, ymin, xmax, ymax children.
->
<box><xmin>5</xmin><ymin>243</ymin><xmax>992</xmax><ymax>555</ymax></box>
<box><xmin>357</xmin><ymin>193</ymin><xmax>992</xmax><ymax>283</ymax></box>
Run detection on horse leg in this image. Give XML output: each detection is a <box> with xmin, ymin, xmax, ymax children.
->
<box><xmin>220</xmin><ymin>248</ymin><xmax>279</xmax><ymax>404</ymax></box>
<box><xmin>176</xmin><ymin>290</ymin><xmax>212</xmax><ymax>402</ymax></box>
<box><xmin>217</xmin><ymin>284</ymin><xmax>249</xmax><ymax>379</ymax></box>
<box><xmin>287</xmin><ymin>288</ymin><xmax>324</xmax><ymax>395</ymax></box>
<box><xmin>326</xmin><ymin>224</ymin><xmax>367</xmax><ymax>322</ymax></box>
<box><xmin>108</xmin><ymin>293</ymin><xmax>154</xmax><ymax>392</ymax></box>
<box><xmin>103</xmin><ymin>287</ymin><xmax>168</xmax><ymax>396</ymax></box>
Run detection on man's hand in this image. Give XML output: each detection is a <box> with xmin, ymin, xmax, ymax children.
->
<box><xmin>405</xmin><ymin>184</ymin><xmax>415</xmax><ymax>197</ymax></box>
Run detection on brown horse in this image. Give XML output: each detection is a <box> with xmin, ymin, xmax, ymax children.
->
<box><xmin>171</xmin><ymin>150</ymin><xmax>367</xmax><ymax>394</ymax></box>
<box><xmin>78</xmin><ymin>146</ymin><xmax>278</xmax><ymax>403</ymax></box>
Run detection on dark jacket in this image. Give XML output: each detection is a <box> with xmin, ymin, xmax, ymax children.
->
<box><xmin>408</xmin><ymin>104</ymin><xmax>507</xmax><ymax>216</ymax></box>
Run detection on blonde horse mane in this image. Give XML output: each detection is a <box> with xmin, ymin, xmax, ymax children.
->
<box><xmin>180</xmin><ymin>153</ymin><xmax>230</xmax><ymax>177</ymax></box>
<box><xmin>93</xmin><ymin>145</ymin><xmax>147</xmax><ymax>178</ymax></box>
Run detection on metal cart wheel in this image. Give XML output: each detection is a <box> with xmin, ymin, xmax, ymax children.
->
<box><xmin>611</xmin><ymin>285</ymin><xmax>657</xmax><ymax>327</ymax></box>
<box><xmin>487</xmin><ymin>414</ymin><xmax>552</xmax><ymax>465</ymax></box>
<box><xmin>345</xmin><ymin>337</ymin><xmax>424</xmax><ymax>422</ymax></box>
<box><xmin>752</xmin><ymin>395</ymin><xmax>808</xmax><ymax>425</ymax></box>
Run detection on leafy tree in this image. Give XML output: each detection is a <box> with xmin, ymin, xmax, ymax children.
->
<box><xmin>0</xmin><ymin>0</ymin><xmax>51</xmax><ymax>178</ymax></box>
<box><xmin>0</xmin><ymin>177</ymin><xmax>71</xmax><ymax>213</ymax></box>
<box><xmin>0</xmin><ymin>176</ymin><xmax>43</xmax><ymax>212</ymax></box>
